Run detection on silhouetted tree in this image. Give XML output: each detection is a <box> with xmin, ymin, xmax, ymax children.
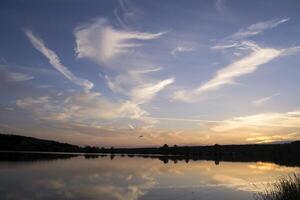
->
<box><xmin>110</xmin><ymin>154</ymin><xmax>115</xmax><ymax>160</ymax></box>
<box><xmin>110</xmin><ymin>146</ymin><xmax>114</xmax><ymax>153</ymax></box>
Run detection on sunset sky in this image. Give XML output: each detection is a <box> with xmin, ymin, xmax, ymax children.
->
<box><xmin>1</xmin><ymin>0</ymin><xmax>300</xmax><ymax>147</ymax></box>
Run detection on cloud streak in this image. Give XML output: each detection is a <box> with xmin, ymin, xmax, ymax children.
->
<box><xmin>6</xmin><ymin>72</ymin><xmax>34</xmax><ymax>82</ymax></box>
<box><xmin>104</xmin><ymin>66</ymin><xmax>163</xmax><ymax>95</ymax></box>
<box><xmin>246</xmin><ymin>134</ymin><xmax>298</xmax><ymax>144</ymax></box>
<box><xmin>209</xmin><ymin>111</ymin><xmax>300</xmax><ymax>132</ymax></box>
<box><xmin>104</xmin><ymin>66</ymin><xmax>174</xmax><ymax>107</ymax></box>
<box><xmin>253</xmin><ymin>92</ymin><xmax>280</xmax><ymax>106</ymax></box>
<box><xmin>233</xmin><ymin>18</ymin><xmax>289</xmax><ymax>39</ymax></box>
<box><xmin>131</xmin><ymin>78</ymin><xmax>174</xmax><ymax>103</ymax></box>
<box><xmin>197</xmin><ymin>43</ymin><xmax>281</xmax><ymax>92</ymax></box>
<box><xmin>16</xmin><ymin>92</ymin><xmax>147</xmax><ymax>123</ymax></box>
<box><xmin>200</xmin><ymin>110</ymin><xmax>300</xmax><ymax>144</ymax></box>
<box><xmin>212</xmin><ymin>18</ymin><xmax>289</xmax><ymax>50</ymax></box>
<box><xmin>174</xmin><ymin>42</ymin><xmax>283</xmax><ymax>102</ymax></box>
<box><xmin>171</xmin><ymin>46</ymin><xmax>193</xmax><ymax>55</ymax></box>
<box><xmin>24</xmin><ymin>29</ymin><xmax>94</xmax><ymax>91</ymax></box>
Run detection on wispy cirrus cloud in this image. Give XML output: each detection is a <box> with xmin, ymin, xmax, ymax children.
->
<box><xmin>74</xmin><ymin>18</ymin><xmax>165</xmax><ymax>65</ymax></box>
<box><xmin>171</xmin><ymin>46</ymin><xmax>194</xmax><ymax>56</ymax></box>
<box><xmin>215</xmin><ymin>0</ymin><xmax>227</xmax><ymax>13</ymax></box>
<box><xmin>114</xmin><ymin>0</ymin><xmax>142</xmax><ymax>29</ymax></box>
<box><xmin>253</xmin><ymin>92</ymin><xmax>280</xmax><ymax>106</ymax></box>
<box><xmin>22</xmin><ymin>22</ymin><xmax>172</xmax><ymax>132</ymax></box>
<box><xmin>131</xmin><ymin>78</ymin><xmax>174</xmax><ymax>103</ymax></box>
<box><xmin>6</xmin><ymin>72</ymin><xmax>34</xmax><ymax>82</ymax></box>
<box><xmin>246</xmin><ymin>133</ymin><xmax>299</xmax><ymax>144</ymax></box>
<box><xmin>16</xmin><ymin>92</ymin><xmax>147</xmax><ymax>123</ymax></box>
<box><xmin>196</xmin><ymin>42</ymin><xmax>281</xmax><ymax>92</ymax></box>
<box><xmin>202</xmin><ymin>110</ymin><xmax>300</xmax><ymax>144</ymax></box>
<box><xmin>174</xmin><ymin>39</ymin><xmax>300</xmax><ymax>102</ymax></box>
<box><xmin>233</xmin><ymin>18</ymin><xmax>289</xmax><ymax>39</ymax></box>
<box><xmin>212</xmin><ymin>18</ymin><xmax>290</xmax><ymax>50</ymax></box>
<box><xmin>214</xmin><ymin>0</ymin><xmax>236</xmax><ymax>23</ymax></box>
<box><xmin>1</xmin><ymin>64</ymin><xmax>34</xmax><ymax>82</ymax></box>
<box><xmin>208</xmin><ymin>110</ymin><xmax>300</xmax><ymax>132</ymax></box>
<box><xmin>104</xmin><ymin>66</ymin><xmax>163</xmax><ymax>95</ymax></box>
<box><xmin>73</xmin><ymin>16</ymin><xmax>173</xmax><ymax>127</ymax></box>
<box><xmin>24</xmin><ymin>29</ymin><xmax>94</xmax><ymax>91</ymax></box>
<box><xmin>104</xmin><ymin>66</ymin><xmax>174</xmax><ymax>105</ymax></box>
<box><xmin>211</xmin><ymin>42</ymin><xmax>240</xmax><ymax>50</ymax></box>
<box><xmin>173</xmin><ymin>41</ymin><xmax>283</xmax><ymax>102</ymax></box>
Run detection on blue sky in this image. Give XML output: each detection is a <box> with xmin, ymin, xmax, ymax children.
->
<box><xmin>1</xmin><ymin>0</ymin><xmax>300</xmax><ymax>147</ymax></box>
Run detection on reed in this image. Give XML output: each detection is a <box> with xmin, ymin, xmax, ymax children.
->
<box><xmin>255</xmin><ymin>173</ymin><xmax>300</xmax><ymax>200</ymax></box>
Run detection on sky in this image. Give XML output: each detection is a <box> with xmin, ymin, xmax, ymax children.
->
<box><xmin>1</xmin><ymin>0</ymin><xmax>300</xmax><ymax>147</ymax></box>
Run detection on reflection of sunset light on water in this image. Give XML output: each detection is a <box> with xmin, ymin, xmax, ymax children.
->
<box><xmin>0</xmin><ymin>156</ymin><xmax>299</xmax><ymax>200</ymax></box>
<box><xmin>247</xmin><ymin>162</ymin><xmax>298</xmax><ymax>172</ymax></box>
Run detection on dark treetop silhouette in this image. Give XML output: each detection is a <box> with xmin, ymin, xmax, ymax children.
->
<box><xmin>1</xmin><ymin>133</ymin><xmax>300</xmax><ymax>166</ymax></box>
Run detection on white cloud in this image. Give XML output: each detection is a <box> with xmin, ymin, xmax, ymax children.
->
<box><xmin>209</xmin><ymin>111</ymin><xmax>300</xmax><ymax>132</ymax></box>
<box><xmin>145</xmin><ymin>116</ymin><xmax>218</xmax><ymax>123</ymax></box>
<box><xmin>211</xmin><ymin>42</ymin><xmax>240</xmax><ymax>50</ymax></box>
<box><xmin>104</xmin><ymin>65</ymin><xmax>173</xmax><ymax>106</ymax></box>
<box><xmin>114</xmin><ymin>8</ymin><xmax>128</xmax><ymax>29</ymax></box>
<box><xmin>246</xmin><ymin>134</ymin><xmax>297</xmax><ymax>144</ymax></box>
<box><xmin>128</xmin><ymin>123</ymin><xmax>135</xmax><ymax>129</ymax></box>
<box><xmin>197</xmin><ymin>43</ymin><xmax>281</xmax><ymax>93</ymax></box>
<box><xmin>104</xmin><ymin>74</ymin><xmax>124</xmax><ymax>94</ymax></box>
<box><xmin>104</xmin><ymin>66</ymin><xmax>163</xmax><ymax>95</ymax></box>
<box><xmin>6</xmin><ymin>72</ymin><xmax>34</xmax><ymax>82</ymax></box>
<box><xmin>131</xmin><ymin>78</ymin><xmax>174</xmax><ymax>103</ymax></box>
<box><xmin>74</xmin><ymin>18</ymin><xmax>165</xmax><ymax>65</ymax></box>
<box><xmin>60</xmin><ymin>92</ymin><xmax>148</xmax><ymax>121</ymax></box>
<box><xmin>73</xmin><ymin>17</ymin><xmax>171</xmax><ymax>123</ymax></box>
<box><xmin>174</xmin><ymin>42</ymin><xmax>283</xmax><ymax>102</ymax></box>
<box><xmin>129</xmin><ymin>67</ymin><xmax>162</xmax><ymax>75</ymax></box>
<box><xmin>233</xmin><ymin>18</ymin><xmax>289</xmax><ymax>39</ymax></box>
<box><xmin>114</xmin><ymin>0</ymin><xmax>140</xmax><ymax>29</ymax></box>
<box><xmin>215</xmin><ymin>0</ymin><xmax>227</xmax><ymax>13</ymax></box>
<box><xmin>15</xmin><ymin>71</ymin><xmax>173</xmax><ymax>129</ymax></box>
<box><xmin>16</xmin><ymin>92</ymin><xmax>148</xmax><ymax>123</ymax></box>
<box><xmin>253</xmin><ymin>92</ymin><xmax>280</xmax><ymax>106</ymax></box>
<box><xmin>16</xmin><ymin>96</ymin><xmax>50</xmax><ymax>108</ymax></box>
<box><xmin>24</xmin><ymin>29</ymin><xmax>94</xmax><ymax>91</ymax></box>
<box><xmin>212</xmin><ymin>18</ymin><xmax>289</xmax><ymax>50</ymax></box>
<box><xmin>171</xmin><ymin>46</ymin><xmax>193</xmax><ymax>55</ymax></box>
<box><xmin>198</xmin><ymin>110</ymin><xmax>300</xmax><ymax>143</ymax></box>
<box><xmin>16</xmin><ymin>96</ymin><xmax>55</xmax><ymax>117</ymax></box>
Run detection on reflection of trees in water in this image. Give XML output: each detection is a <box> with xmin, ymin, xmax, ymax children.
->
<box><xmin>0</xmin><ymin>152</ymin><xmax>78</xmax><ymax>162</ymax></box>
<box><xmin>84</xmin><ymin>154</ymin><xmax>99</xmax><ymax>159</ymax></box>
<box><xmin>83</xmin><ymin>153</ymin><xmax>300</xmax><ymax>167</ymax></box>
<box><xmin>110</xmin><ymin>154</ymin><xmax>115</xmax><ymax>160</ymax></box>
<box><xmin>0</xmin><ymin>154</ymin><xmax>299</xmax><ymax>200</ymax></box>
<box><xmin>103</xmin><ymin>142</ymin><xmax>300</xmax><ymax>167</ymax></box>
<box><xmin>2</xmin><ymin>150</ymin><xmax>300</xmax><ymax>168</ymax></box>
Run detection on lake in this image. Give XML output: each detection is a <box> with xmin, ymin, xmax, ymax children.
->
<box><xmin>0</xmin><ymin>152</ymin><xmax>299</xmax><ymax>200</ymax></box>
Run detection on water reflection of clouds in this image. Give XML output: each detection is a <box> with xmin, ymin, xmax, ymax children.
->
<box><xmin>0</xmin><ymin>157</ymin><xmax>158</xmax><ymax>200</ymax></box>
<box><xmin>0</xmin><ymin>156</ymin><xmax>299</xmax><ymax>200</ymax></box>
<box><xmin>247</xmin><ymin>162</ymin><xmax>298</xmax><ymax>173</ymax></box>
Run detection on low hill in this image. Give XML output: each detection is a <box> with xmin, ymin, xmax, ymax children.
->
<box><xmin>0</xmin><ymin>133</ymin><xmax>81</xmax><ymax>152</ymax></box>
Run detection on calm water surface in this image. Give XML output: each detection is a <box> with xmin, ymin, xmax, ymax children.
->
<box><xmin>0</xmin><ymin>153</ymin><xmax>299</xmax><ymax>200</ymax></box>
